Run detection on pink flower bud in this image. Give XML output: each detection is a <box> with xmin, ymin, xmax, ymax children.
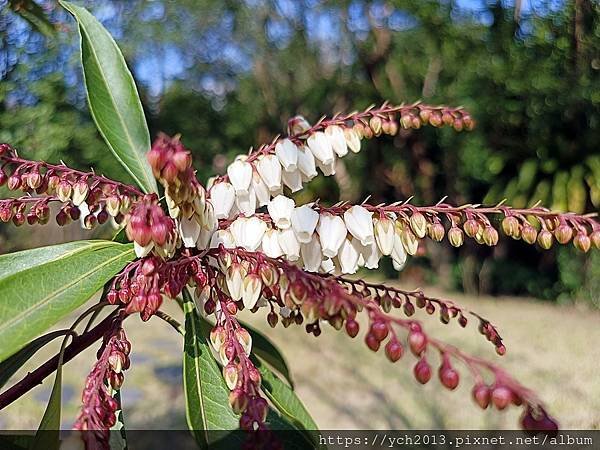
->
<box><xmin>413</xmin><ymin>358</ymin><xmax>432</xmax><ymax>384</ymax></box>
<box><xmin>408</xmin><ymin>330</ymin><xmax>427</xmax><ymax>356</ymax></box>
<box><xmin>7</xmin><ymin>174</ymin><xmax>21</xmax><ymax>191</ymax></box>
<box><xmin>472</xmin><ymin>384</ymin><xmax>491</xmax><ymax>409</ymax></box>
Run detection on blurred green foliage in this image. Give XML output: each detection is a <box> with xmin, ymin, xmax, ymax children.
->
<box><xmin>1</xmin><ymin>0</ymin><xmax>598</xmax><ymax>304</ymax></box>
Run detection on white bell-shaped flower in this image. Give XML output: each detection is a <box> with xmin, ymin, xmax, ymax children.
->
<box><xmin>256</xmin><ymin>154</ymin><xmax>282</xmax><ymax>191</ymax></box>
<box><xmin>291</xmin><ymin>205</ymin><xmax>319</xmax><ymax>243</ymax></box>
<box><xmin>210</xmin><ymin>229</ymin><xmax>235</xmax><ymax>249</ymax></box>
<box><xmin>391</xmin><ymin>228</ymin><xmax>407</xmax><ymax>268</ymax></box>
<box><xmin>275</xmin><ymin>139</ymin><xmax>299</xmax><ymax>172</ymax></box>
<box><xmin>278</xmin><ymin>228</ymin><xmax>300</xmax><ymax>261</ymax></box>
<box><xmin>281</xmin><ymin>169</ymin><xmax>303</xmax><ymax>192</ymax></box>
<box><xmin>251</xmin><ymin>170</ymin><xmax>270</xmax><ymax>207</ymax></box>
<box><xmin>355</xmin><ymin>239</ymin><xmax>381</xmax><ymax>269</ymax></box>
<box><xmin>344</xmin><ymin>205</ymin><xmax>374</xmax><ymax>246</ymax></box>
<box><xmin>261</xmin><ymin>228</ymin><xmax>283</xmax><ymax>258</ymax></box>
<box><xmin>297</xmin><ymin>145</ymin><xmax>318</xmax><ymax>180</ymax></box>
<box><xmin>325</xmin><ymin>125</ymin><xmax>348</xmax><ymax>157</ymax></box>
<box><xmin>226</xmin><ymin>263</ymin><xmax>245</xmax><ymax>301</ymax></box>
<box><xmin>317</xmin><ymin>213</ymin><xmax>347</xmax><ymax>258</ymax></box>
<box><xmin>235</xmin><ymin>185</ymin><xmax>257</xmax><ymax>217</ymax></box>
<box><xmin>242</xmin><ymin>274</ymin><xmax>262</xmax><ymax>309</ymax></box>
<box><xmin>230</xmin><ymin>216</ymin><xmax>266</xmax><ymax>251</ymax></box>
<box><xmin>178</xmin><ymin>216</ymin><xmax>201</xmax><ymax>248</ymax></box>
<box><xmin>316</xmin><ymin>157</ymin><xmax>336</xmax><ymax>176</ymax></box>
<box><xmin>338</xmin><ymin>238</ymin><xmax>360</xmax><ymax>274</ymax></box>
<box><xmin>321</xmin><ymin>258</ymin><xmax>335</xmax><ymax>273</ymax></box>
<box><xmin>344</xmin><ymin>128</ymin><xmax>361</xmax><ymax>153</ymax></box>
<box><xmin>300</xmin><ymin>235</ymin><xmax>322</xmax><ymax>272</ymax></box>
<box><xmin>307</xmin><ymin>131</ymin><xmax>334</xmax><ymax>165</ymax></box>
<box><xmin>375</xmin><ymin>215</ymin><xmax>395</xmax><ymax>255</ymax></box>
<box><xmin>227</xmin><ymin>159</ymin><xmax>252</xmax><ymax>195</ymax></box>
<box><xmin>267</xmin><ymin>195</ymin><xmax>295</xmax><ymax>229</ymax></box>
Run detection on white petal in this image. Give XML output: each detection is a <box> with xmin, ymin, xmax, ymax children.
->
<box><xmin>317</xmin><ymin>213</ymin><xmax>347</xmax><ymax>258</ymax></box>
<box><xmin>235</xmin><ymin>185</ymin><xmax>257</xmax><ymax>216</ymax></box>
<box><xmin>301</xmin><ymin>235</ymin><xmax>322</xmax><ymax>272</ymax></box>
<box><xmin>307</xmin><ymin>131</ymin><xmax>334</xmax><ymax>165</ymax></box>
<box><xmin>261</xmin><ymin>228</ymin><xmax>283</xmax><ymax>257</ymax></box>
<box><xmin>297</xmin><ymin>145</ymin><xmax>318</xmax><ymax>180</ymax></box>
<box><xmin>257</xmin><ymin>155</ymin><xmax>282</xmax><ymax>191</ymax></box>
<box><xmin>291</xmin><ymin>205</ymin><xmax>319</xmax><ymax>243</ymax></box>
<box><xmin>267</xmin><ymin>195</ymin><xmax>295</xmax><ymax>229</ymax></box>
<box><xmin>338</xmin><ymin>238</ymin><xmax>359</xmax><ymax>274</ymax></box>
<box><xmin>325</xmin><ymin>125</ymin><xmax>348</xmax><ymax>157</ymax></box>
<box><xmin>281</xmin><ymin>169</ymin><xmax>303</xmax><ymax>192</ymax></box>
<box><xmin>391</xmin><ymin>229</ymin><xmax>407</xmax><ymax>268</ymax></box>
<box><xmin>375</xmin><ymin>216</ymin><xmax>395</xmax><ymax>255</ymax></box>
<box><xmin>134</xmin><ymin>241</ymin><xmax>154</xmax><ymax>258</ymax></box>
<box><xmin>344</xmin><ymin>128</ymin><xmax>361</xmax><ymax>153</ymax></box>
<box><xmin>178</xmin><ymin>216</ymin><xmax>201</xmax><ymax>248</ymax></box>
<box><xmin>355</xmin><ymin>239</ymin><xmax>381</xmax><ymax>269</ymax></box>
<box><xmin>321</xmin><ymin>258</ymin><xmax>335</xmax><ymax>273</ymax></box>
<box><xmin>210</xmin><ymin>229</ymin><xmax>235</xmax><ymax>249</ymax></box>
<box><xmin>278</xmin><ymin>228</ymin><xmax>300</xmax><ymax>261</ymax></box>
<box><xmin>210</xmin><ymin>182</ymin><xmax>235</xmax><ymax>220</ymax></box>
<box><xmin>275</xmin><ymin>139</ymin><xmax>298</xmax><ymax>172</ymax></box>
<box><xmin>243</xmin><ymin>216</ymin><xmax>267</xmax><ymax>251</ymax></box>
<box><xmin>252</xmin><ymin>170</ymin><xmax>270</xmax><ymax>207</ymax></box>
<box><xmin>227</xmin><ymin>159</ymin><xmax>252</xmax><ymax>195</ymax></box>
<box><xmin>316</xmin><ymin>157</ymin><xmax>336</xmax><ymax>176</ymax></box>
<box><xmin>344</xmin><ymin>205</ymin><xmax>374</xmax><ymax>246</ymax></box>
<box><xmin>229</xmin><ymin>217</ymin><xmax>248</xmax><ymax>248</ymax></box>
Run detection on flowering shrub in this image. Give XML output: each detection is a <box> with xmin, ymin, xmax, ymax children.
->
<box><xmin>0</xmin><ymin>2</ymin><xmax>597</xmax><ymax>449</ymax></box>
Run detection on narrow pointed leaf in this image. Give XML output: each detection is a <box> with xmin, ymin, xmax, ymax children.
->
<box><xmin>30</xmin><ymin>336</ymin><xmax>70</xmax><ymax>450</ymax></box>
<box><xmin>8</xmin><ymin>0</ymin><xmax>56</xmax><ymax>38</ymax></box>
<box><xmin>0</xmin><ymin>241</ymin><xmax>134</xmax><ymax>362</ymax></box>
<box><xmin>251</xmin><ymin>356</ymin><xmax>319</xmax><ymax>435</ymax></box>
<box><xmin>59</xmin><ymin>0</ymin><xmax>158</xmax><ymax>193</ymax></box>
<box><xmin>182</xmin><ymin>289</ymin><xmax>240</xmax><ymax>449</ymax></box>
<box><xmin>0</xmin><ymin>329</ymin><xmax>73</xmax><ymax>389</ymax></box>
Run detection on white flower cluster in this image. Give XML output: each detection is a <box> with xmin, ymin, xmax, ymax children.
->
<box><xmin>208</xmin><ymin>121</ymin><xmax>361</xmax><ymax>221</ymax></box>
<box><xmin>210</xmin><ymin>196</ymin><xmax>413</xmax><ymax>275</ymax></box>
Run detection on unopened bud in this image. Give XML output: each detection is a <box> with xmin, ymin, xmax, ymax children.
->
<box><xmin>537</xmin><ymin>229</ymin><xmax>553</xmax><ymax>249</ymax></box>
<box><xmin>448</xmin><ymin>227</ymin><xmax>464</xmax><ymax>247</ymax></box>
<box><xmin>463</xmin><ymin>219</ymin><xmax>480</xmax><ymax>238</ymax></box>
<box><xmin>427</xmin><ymin>222</ymin><xmax>445</xmax><ymax>242</ymax></box>
<box><xmin>27</xmin><ymin>170</ymin><xmax>43</xmax><ymax>190</ymax></box>
<box><xmin>223</xmin><ymin>364</ymin><xmax>239</xmax><ymax>390</ymax></box>
<box><xmin>228</xmin><ymin>388</ymin><xmax>248</xmax><ymax>414</ymax></box>
<box><xmin>554</xmin><ymin>223</ymin><xmax>573</xmax><ymax>244</ymax></box>
<box><xmin>408</xmin><ymin>330</ymin><xmax>427</xmax><ymax>356</ymax></box>
<box><xmin>369</xmin><ymin>116</ymin><xmax>382</xmax><ymax>135</ymax></box>
<box><xmin>521</xmin><ymin>224</ymin><xmax>537</xmax><ymax>245</ymax></box>
<box><xmin>573</xmin><ymin>232</ymin><xmax>591</xmax><ymax>253</ymax></box>
<box><xmin>413</xmin><ymin>358</ymin><xmax>432</xmax><ymax>384</ymax></box>
<box><xmin>385</xmin><ymin>340</ymin><xmax>404</xmax><ymax>362</ymax></box>
<box><xmin>591</xmin><ymin>230</ymin><xmax>600</xmax><ymax>249</ymax></box>
<box><xmin>501</xmin><ymin>216</ymin><xmax>519</xmax><ymax>237</ymax></box>
<box><xmin>72</xmin><ymin>180</ymin><xmax>89</xmax><ymax>206</ymax></box>
<box><xmin>235</xmin><ymin>328</ymin><xmax>252</xmax><ymax>355</ymax></box>
<box><xmin>7</xmin><ymin>174</ymin><xmax>21</xmax><ymax>191</ymax></box>
<box><xmin>482</xmin><ymin>226</ymin><xmax>499</xmax><ymax>246</ymax></box>
<box><xmin>400</xmin><ymin>114</ymin><xmax>412</xmax><ymax>129</ymax></box>
<box><xmin>409</xmin><ymin>212</ymin><xmax>427</xmax><ymax>239</ymax></box>
<box><xmin>472</xmin><ymin>384</ymin><xmax>491</xmax><ymax>409</ymax></box>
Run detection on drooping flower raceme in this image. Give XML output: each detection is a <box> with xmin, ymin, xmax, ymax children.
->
<box><xmin>4</xmin><ymin>100</ymin><xmax>599</xmax><ymax>448</ymax></box>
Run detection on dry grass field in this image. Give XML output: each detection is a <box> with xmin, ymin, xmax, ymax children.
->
<box><xmin>1</xmin><ymin>284</ymin><xmax>599</xmax><ymax>431</ymax></box>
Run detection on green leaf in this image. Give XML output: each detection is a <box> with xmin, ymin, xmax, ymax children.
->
<box><xmin>251</xmin><ymin>356</ymin><xmax>319</xmax><ymax>434</ymax></box>
<box><xmin>266</xmin><ymin>410</ymin><xmax>318</xmax><ymax>450</ymax></box>
<box><xmin>109</xmin><ymin>391</ymin><xmax>128</xmax><ymax>450</ymax></box>
<box><xmin>0</xmin><ymin>240</ymin><xmax>134</xmax><ymax>362</ymax></box>
<box><xmin>8</xmin><ymin>0</ymin><xmax>56</xmax><ymax>38</ymax></box>
<box><xmin>59</xmin><ymin>1</ymin><xmax>158</xmax><ymax>194</ymax></box>
<box><xmin>182</xmin><ymin>289</ymin><xmax>241</xmax><ymax>449</ymax></box>
<box><xmin>239</xmin><ymin>320</ymin><xmax>294</xmax><ymax>387</ymax></box>
<box><xmin>0</xmin><ymin>329</ymin><xmax>73</xmax><ymax>389</ymax></box>
<box><xmin>30</xmin><ymin>335</ymin><xmax>70</xmax><ymax>450</ymax></box>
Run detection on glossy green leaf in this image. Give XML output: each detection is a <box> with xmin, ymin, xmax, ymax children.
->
<box><xmin>251</xmin><ymin>356</ymin><xmax>319</xmax><ymax>435</ymax></box>
<box><xmin>182</xmin><ymin>289</ymin><xmax>241</xmax><ymax>449</ymax></box>
<box><xmin>8</xmin><ymin>0</ymin><xmax>56</xmax><ymax>38</ymax></box>
<box><xmin>109</xmin><ymin>391</ymin><xmax>128</xmax><ymax>450</ymax></box>
<box><xmin>30</xmin><ymin>336</ymin><xmax>70</xmax><ymax>450</ymax></box>
<box><xmin>0</xmin><ymin>329</ymin><xmax>73</xmax><ymax>389</ymax></box>
<box><xmin>0</xmin><ymin>241</ymin><xmax>134</xmax><ymax>362</ymax></box>
<box><xmin>59</xmin><ymin>1</ymin><xmax>158</xmax><ymax>194</ymax></box>
<box><xmin>239</xmin><ymin>320</ymin><xmax>294</xmax><ymax>387</ymax></box>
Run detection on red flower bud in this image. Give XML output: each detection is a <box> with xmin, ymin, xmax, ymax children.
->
<box><xmin>491</xmin><ymin>386</ymin><xmax>513</xmax><ymax>410</ymax></box>
<box><xmin>472</xmin><ymin>384</ymin><xmax>491</xmax><ymax>409</ymax></box>
<box><xmin>438</xmin><ymin>359</ymin><xmax>459</xmax><ymax>390</ymax></box>
<box><xmin>345</xmin><ymin>319</ymin><xmax>359</xmax><ymax>338</ymax></box>
<box><xmin>370</xmin><ymin>320</ymin><xmax>389</xmax><ymax>341</ymax></box>
<box><xmin>413</xmin><ymin>358</ymin><xmax>432</xmax><ymax>384</ymax></box>
<box><xmin>408</xmin><ymin>330</ymin><xmax>427</xmax><ymax>356</ymax></box>
<box><xmin>365</xmin><ymin>333</ymin><xmax>380</xmax><ymax>352</ymax></box>
<box><xmin>385</xmin><ymin>340</ymin><xmax>404</xmax><ymax>362</ymax></box>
